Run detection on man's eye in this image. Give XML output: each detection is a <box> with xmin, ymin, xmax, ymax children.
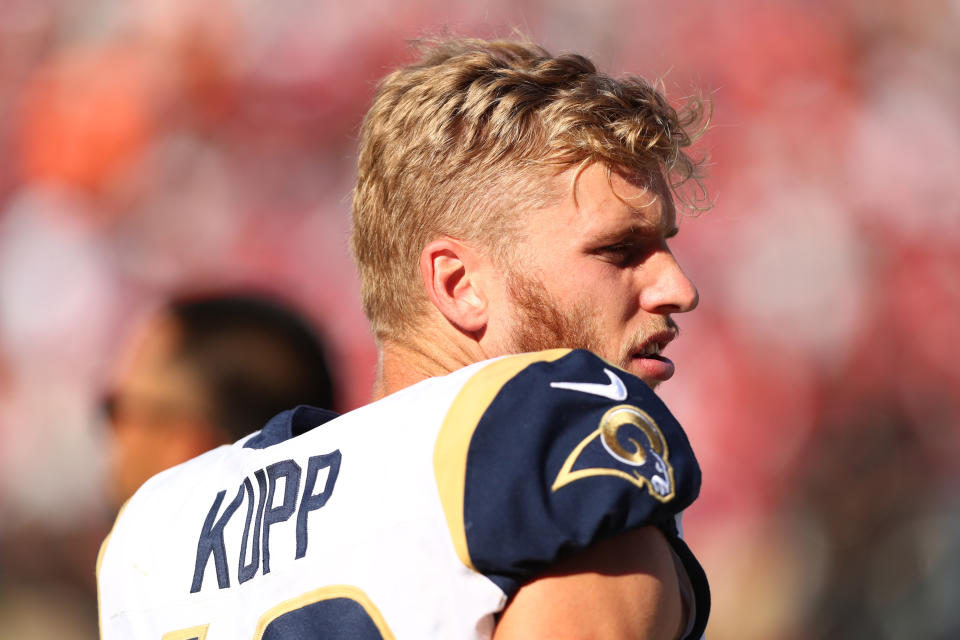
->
<box><xmin>598</xmin><ymin>243</ymin><xmax>637</xmax><ymax>264</ymax></box>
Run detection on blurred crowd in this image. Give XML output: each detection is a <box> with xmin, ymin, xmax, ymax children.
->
<box><xmin>1</xmin><ymin>0</ymin><xmax>958</xmax><ymax>638</ymax></box>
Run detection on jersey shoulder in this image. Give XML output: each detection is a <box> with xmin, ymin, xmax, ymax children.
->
<box><xmin>434</xmin><ymin>349</ymin><xmax>702</xmax><ymax>595</ymax></box>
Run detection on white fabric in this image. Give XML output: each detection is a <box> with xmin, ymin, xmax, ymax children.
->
<box><xmin>98</xmin><ymin>359</ymin><xmax>505</xmax><ymax>639</ymax></box>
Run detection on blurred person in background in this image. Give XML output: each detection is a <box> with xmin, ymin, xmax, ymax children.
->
<box><xmin>103</xmin><ymin>291</ymin><xmax>339</xmax><ymax>507</ymax></box>
<box><xmin>98</xmin><ymin>36</ymin><xmax>710</xmax><ymax>639</ymax></box>
<box><xmin>0</xmin><ymin>291</ymin><xmax>338</xmax><ymax>639</ymax></box>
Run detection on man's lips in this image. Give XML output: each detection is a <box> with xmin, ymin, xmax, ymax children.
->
<box><xmin>630</xmin><ymin>352</ymin><xmax>675</xmax><ymax>383</ymax></box>
<box><xmin>628</xmin><ymin>329</ymin><xmax>678</xmax><ymax>383</ymax></box>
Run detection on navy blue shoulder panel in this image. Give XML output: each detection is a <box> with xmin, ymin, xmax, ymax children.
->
<box><xmin>243</xmin><ymin>405</ymin><xmax>339</xmax><ymax>450</ymax></box>
<box><xmin>461</xmin><ymin>350</ymin><xmax>704</xmax><ymax>596</ymax></box>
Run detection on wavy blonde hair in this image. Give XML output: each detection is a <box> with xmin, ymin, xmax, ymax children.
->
<box><xmin>351</xmin><ymin>36</ymin><xmax>709</xmax><ymax>343</ymax></box>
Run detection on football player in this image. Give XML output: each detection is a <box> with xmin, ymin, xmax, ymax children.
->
<box><xmin>98</xmin><ymin>37</ymin><xmax>710</xmax><ymax>639</ymax></box>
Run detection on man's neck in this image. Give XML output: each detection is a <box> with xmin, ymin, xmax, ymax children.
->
<box><xmin>372</xmin><ymin>329</ymin><xmax>489</xmax><ymax>401</ymax></box>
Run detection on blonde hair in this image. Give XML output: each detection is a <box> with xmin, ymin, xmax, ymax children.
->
<box><xmin>351</xmin><ymin>36</ymin><xmax>709</xmax><ymax>343</ymax></box>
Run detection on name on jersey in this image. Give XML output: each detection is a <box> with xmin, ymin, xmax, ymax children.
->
<box><xmin>190</xmin><ymin>450</ymin><xmax>342</xmax><ymax>593</ymax></box>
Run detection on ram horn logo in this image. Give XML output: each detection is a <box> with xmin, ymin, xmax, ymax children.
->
<box><xmin>552</xmin><ymin>405</ymin><xmax>675</xmax><ymax>502</ymax></box>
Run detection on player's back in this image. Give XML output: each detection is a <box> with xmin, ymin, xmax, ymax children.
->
<box><xmin>98</xmin><ymin>358</ymin><xmax>503</xmax><ymax>639</ymax></box>
<box><xmin>98</xmin><ymin>349</ymin><xmax>709</xmax><ymax>639</ymax></box>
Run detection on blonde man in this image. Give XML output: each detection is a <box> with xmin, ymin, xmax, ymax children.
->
<box><xmin>98</xmin><ymin>37</ymin><xmax>710</xmax><ymax>639</ymax></box>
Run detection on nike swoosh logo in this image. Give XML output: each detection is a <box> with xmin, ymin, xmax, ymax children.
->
<box><xmin>550</xmin><ymin>368</ymin><xmax>628</xmax><ymax>401</ymax></box>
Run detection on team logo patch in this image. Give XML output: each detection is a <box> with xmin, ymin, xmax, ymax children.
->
<box><xmin>552</xmin><ymin>404</ymin><xmax>675</xmax><ymax>502</ymax></box>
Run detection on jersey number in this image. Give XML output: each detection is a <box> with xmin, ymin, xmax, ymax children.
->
<box><xmin>162</xmin><ymin>584</ymin><xmax>394</xmax><ymax>639</ymax></box>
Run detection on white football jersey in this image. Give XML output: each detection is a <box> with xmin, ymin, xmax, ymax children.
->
<box><xmin>98</xmin><ymin>349</ymin><xmax>709</xmax><ymax>639</ymax></box>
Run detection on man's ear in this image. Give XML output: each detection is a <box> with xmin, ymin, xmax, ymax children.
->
<box><xmin>419</xmin><ymin>237</ymin><xmax>489</xmax><ymax>335</ymax></box>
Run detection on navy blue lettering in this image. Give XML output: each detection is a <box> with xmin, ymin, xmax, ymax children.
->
<box><xmin>238</xmin><ymin>470</ymin><xmax>268</xmax><ymax>584</ymax></box>
<box><xmin>296</xmin><ymin>450</ymin><xmax>342</xmax><ymax>559</ymax></box>
<box><xmin>189</xmin><ymin>451</ymin><xmax>341</xmax><ymax>594</ymax></box>
<box><xmin>190</xmin><ymin>484</ymin><xmax>244</xmax><ymax>593</ymax></box>
<box><xmin>262</xmin><ymin>460</ymin><xmax>301</xmax><ymax>574</ymax></box>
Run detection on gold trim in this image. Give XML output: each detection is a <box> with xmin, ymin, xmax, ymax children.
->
<box><xmin>433</xmin><ymin>349</ymin><xmax>570</xmax><ymax>571</ymax></box>
<box><xmin>552</xmin><ymin>404</ymin><xmax>675</xmax><ymax>502</ymax></box>
<box><xmin>253</xmin><ymin>584</ymin><xmax>394</xmax><ymax>639</ymax></box>
<box><xmin>161</xmin><ymin>624</ymin><xmax>209</xmax><ymax>640</ymax></box>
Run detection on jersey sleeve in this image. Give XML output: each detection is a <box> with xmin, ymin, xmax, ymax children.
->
<box><xmin>433</xmin><ymin>349</ymin><xmax>703</xmax><ymax>597</ymax></box>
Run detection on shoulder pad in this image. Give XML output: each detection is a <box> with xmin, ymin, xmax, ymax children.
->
<box><xmin>434</xmin><ymin>349</ymin><xmax>701</xmax><ymax>594</ymax></box>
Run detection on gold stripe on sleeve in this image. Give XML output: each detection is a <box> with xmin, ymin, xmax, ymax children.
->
<box><xmin>433</xmin><ymin>349</ymin><xmax>570</xmax><ymax>571</ymax></box>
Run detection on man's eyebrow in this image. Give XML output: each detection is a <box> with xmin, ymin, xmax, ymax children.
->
<box><xmin>589</xmin><ymin>222</ymin><xmax>678</xmax><ymax>245</ymax></box>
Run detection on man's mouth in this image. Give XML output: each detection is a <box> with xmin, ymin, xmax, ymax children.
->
<box><xmin>628</xmin><ymin>331</ymin><xmax>677</xmax><ymax>384</ymax></box>
<box><xmin>631</xmin><ymin>331</ymin><xmax>675</xmax><ymax>359</ymax></box>
<box><xmin>635</xmin><ymin>341</ymin><xmax>666</xmax><ymax>358</ymax></box>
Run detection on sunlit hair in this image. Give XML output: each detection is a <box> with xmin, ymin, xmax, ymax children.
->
<box><xmin>351</xmin><ymin>36</ymin><xmax>710</xmax><ymax>343</ymax></box>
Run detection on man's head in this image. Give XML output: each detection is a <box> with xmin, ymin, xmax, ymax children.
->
<box><xmin>103</xmin><ymin>293</ymin><xmax>337</xmax><ymax>505</ymax></box>
<box><xmin>351</xmin><ymin>37</ymin><xmax>707</xmax><ymax>386</ymax></box>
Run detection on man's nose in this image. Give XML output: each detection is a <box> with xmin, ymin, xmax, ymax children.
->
<box><xmin>638</xmin><ymin>250</ymin><xmax>699</xmax><ymax>314</ymax></box>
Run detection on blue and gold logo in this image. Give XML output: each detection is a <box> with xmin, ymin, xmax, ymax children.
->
<box><xmin>552</xmin><ymin>404</ymin><xmax>675</xmax><ymax>502</ymax></box>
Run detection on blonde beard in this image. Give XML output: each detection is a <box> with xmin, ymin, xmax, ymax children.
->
<box><xmin>506</xmin><ymin>270</ymin><xmax>614</xmax><ymax>365</ymax></box>
<box><xmin>505</xmin><ymin>271</ymin><xmax>674</xmax><ymax>385</ymax></box>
